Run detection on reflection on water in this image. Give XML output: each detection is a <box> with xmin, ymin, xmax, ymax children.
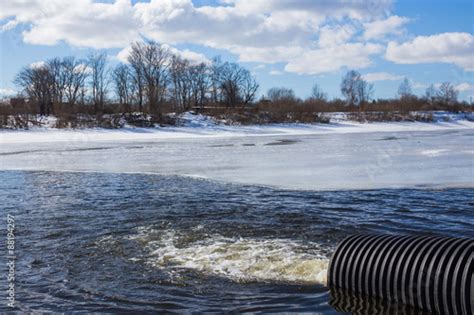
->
<box><xmin>329</xmin><ymin>288</ymin><xmax>428</xmax><ymax>315</ymax></box>
<box><xmin>0</xmin><ymin>171</ymin><xmax>472</xmax><ymax>313</ymax></box>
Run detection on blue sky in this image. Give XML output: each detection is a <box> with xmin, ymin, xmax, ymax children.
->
<box><xmin>1</xmin><ymin>0</ymin><xmax>473</xmax><ymax>101</ymax></box>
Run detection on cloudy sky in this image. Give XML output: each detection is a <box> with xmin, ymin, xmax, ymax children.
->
<box><xmin>1</xmin><ymin>0</ymin><xmax>473</xmax><ymax>100</ymax></box>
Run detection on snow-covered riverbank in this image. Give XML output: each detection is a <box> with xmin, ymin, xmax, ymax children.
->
<box><xmin>1</xmin><ymin>111</ymin><xmax>473</xmax><ymax>144</ymax></box>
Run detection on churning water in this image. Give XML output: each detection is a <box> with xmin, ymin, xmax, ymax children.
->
<box><xmin>1</xmin><ymin>171</ymin><xmax>473</xmax><ymax>313</ymax></box>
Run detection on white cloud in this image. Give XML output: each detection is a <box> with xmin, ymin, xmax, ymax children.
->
<box><xmin>362</xmin><ymin>72</ymin><xmax>404</xmax><ymax>82</ymax></box>
<box><xmin>233</xmin><ymin>46</ymin><xmax>305</xmax><ymax>64</ymax></box>
<box><xmin>363</xmin><ymin>15</ymin><xmax>409</xmax><ymax>40</ymax></box>
<box><xmin>29</xmin><ymin>61</ymin><xmax>46</xmax><ymax>69</ymax></box>
<box><xmin>455</xmin><ymin>83</ymin><xmax>474</xmax><ymax>92</ymax></box>
<box><xmin>116</xmin><ymin>46</ymin><xmax>133</xmax><ymax>64</ymax></box>
<box><xmin>166</xmin><ymin>46</ymin><xmax>211</xmax><ymax>65</ymax></box>
<box><xmin>116</xmin><ymin>43</ymin><xmax>210</xmax><ymax>65</ymax></box>
<box><xmin>0</xmin><ymin>88</ymin><xmax>17</xmax><ymax>97</ymax></box>
<box><xmin>412</xmin><ymin>81</ymin><xmax>428</xmax><ymax>89</ymax></box>
<box><xmin>269</xmin><ymin>70</ymin><xmax>283</xmax><ymax>76</ymax></box>
<box><xmin>10</xmin><ymin>1</ymin><xmax>472</xmax><ymax>79</ymax></box>
<box><xmin>385</xmin><ymin>32</ymin><xmax>474</xmax><ymax>71</ymax></box>
<box><xmin>318</xmin><ymin>24</ymin><xmax>356</xmax><ymax>47</ymax></box>
<box><xmin>1</xmin><ymin>0</ymin><xmax>396</xmax><ymax>75</ymax></box>
<box><xmin>3</xmin><ymin>0</ymin><xmax>139</xmax><ymax>48</ymax></box>
<box><xmin>284</xmin><ymin>43</ymin><xmax>383</xmax><ymax>75</ymax></box>
<box><xmin>231</xmin><ymin>0</ymin><xmax>392</xmax><ymax>20</ymax></box>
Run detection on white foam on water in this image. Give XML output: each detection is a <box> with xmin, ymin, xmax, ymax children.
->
<box><xmin>128</xmin><ymin>228</ymin><xmax>329</xmax><ymax>285</ymax></box>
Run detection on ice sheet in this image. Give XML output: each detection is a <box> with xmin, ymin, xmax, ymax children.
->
<box><xmin>1</xmin><ymin>120</ymin><xmax>472</xmax><ymax>191</ymax></box>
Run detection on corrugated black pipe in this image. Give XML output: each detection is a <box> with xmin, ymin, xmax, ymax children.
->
<box><xmin>327</xmin><ymin>234</ymin><xmax>473</xmax><ymax>315</ymax></box>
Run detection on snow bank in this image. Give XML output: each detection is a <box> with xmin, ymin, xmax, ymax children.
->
<box><xmin>1</xmin><ymin>111</ymin><xmax>473</xmax><ymax>144</ymax></box>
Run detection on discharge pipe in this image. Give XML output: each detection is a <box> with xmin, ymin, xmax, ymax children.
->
<box><xmin>327</xmin><ymin>234</ymin><xmax>473</xmax><ymax>314</ymax></box>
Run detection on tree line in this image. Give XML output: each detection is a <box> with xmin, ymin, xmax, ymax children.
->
<box><xmin>14</xmin><ymin>41</ymin><xmax>259</xmax><ymax>116</ymax></box>
<box><xmin>13</xmin><ymin>41</ymin><xmax>469</xmax><ymax>118</ymax></box>
<box><xmin>267</xmin><ymin>71</ymin><xmax>461</xmax><ymax>109</ymax></box>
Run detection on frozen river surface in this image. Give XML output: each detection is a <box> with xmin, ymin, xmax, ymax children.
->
<box><xmin>0</xmin><ymin>125</ymin><xmax>473</xmax><ymax>190</ymax></box>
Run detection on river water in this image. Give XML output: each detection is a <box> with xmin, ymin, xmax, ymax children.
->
<box><xmin>1</xmin><ymin>170</ymin><xmax>472</xmax><ymax>313</ymax></box>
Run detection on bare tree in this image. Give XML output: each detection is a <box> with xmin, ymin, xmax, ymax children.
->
<box><xmin>210</xmin><ymin>56</ymin><xmax>223</xmax><ymax>104</ymax></box>
<box><xmin>47</xmin><ymin>57</ymin><xmax>67</xmax><ymax>105</ymax></box>
<box><xmin>170</xmin><ymin>55</ymin><xmax>192</xmax><ymax>111</ymax></box>
<box><xmin>170</xmin><ymin>56</ymin><xmax>211</xmax><ymax>112</ymax></box>
<box><xmin>398</xmin><ymin>77</ymin><xmax>413</xmax><ymax>99</ymax></box>
<box><xmin>341</xmin><ymin>70</ymin><xmax>373</xmax><ymax>108</ymax></box>
<box><xmin>219</xmin><ymin>62</ymin><xmax>258</xmax><ymax>107</ymax></box>
<box><xmin>425</xmin><ymin>84</ymin><xmax>437</xmax><ymax>104</ymax></box>
<box><xmin>112</xmin><ymin>64</ymin><xmax>133</xmax><ymax>106</ymax></box>
<box><xmin>128</xmin><ymin>42</ymin><xmax>146</xmax><ymax>112</ymax></box>
<box><xmin>130</xmin><ymin>42</ymin><xmax>171</xmax><ymax>113</ymax></box>
<box><xmin>267</xmin><ymin>87</ymin><xmax>296</xmax><ymax>102</ymax></box>
<box><xmin>88</xmin><ymin>52</ymin><xmax>109</xmax><ymax>112</ymax></box>
<box><xmin>62</xmin><ymin>57</ymin><xmax>88</xmax><ymax>106</ymax></box>
<box><xmin>189</xmin><ymin>62</ymin><xmax>210</xmax><ymax>109</ymax></box>
<box><xmin>310</xmin><ymin>84</ymin><xmax>327</xmax><ymax>101</ymax></box>
<box><xmin>341</xmin><ymin>70</ymin><xmax>359</xmax><ymax>106</ymax></box>
<box><xmin>242</xmin><ymin>72</ymin><xmax>259</xmax><ymax>106</ymax></box>
<box><xmin>14</xmin><ymin>63</ymin><xmax>55</xmax><ymax>115</ymax></box>
<box><xmin>438</xmin><ymin>82</ymin><xmax>458</xmax><ymax>105</ymax></box>
<box><xmin>220</xmin><ymin>62</ymin><xmax>241</xmax><ymax>107</ymax></box>
<box><xmin>357</xmin><ymin>79</ymin><xmax>374</xmax><ymax>107</ymax></box>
